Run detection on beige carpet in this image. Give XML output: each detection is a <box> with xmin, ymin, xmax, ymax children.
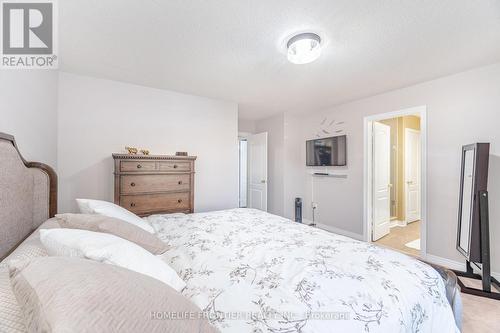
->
<box><xmin>460</xmin><ymin>278</ymin><xmax>500</xmax><ymax>333</ymax></box>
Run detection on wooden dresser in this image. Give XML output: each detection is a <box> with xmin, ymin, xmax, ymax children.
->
<box><xmin>113</xmin><ymin>154</ymin><xmax>196</xmax><ymax>216</ymax></box>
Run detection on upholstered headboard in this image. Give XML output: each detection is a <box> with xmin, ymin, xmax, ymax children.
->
<box><xmin>0</xmin><ymin>133</ymin><xmax>57</xmax><ymax>260</ymax></box>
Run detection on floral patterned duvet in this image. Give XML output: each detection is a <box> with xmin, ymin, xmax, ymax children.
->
<box><xmin>147</xmin><ymin>208</ymin><xmax>459</xmax><ymax>333</ymax></box>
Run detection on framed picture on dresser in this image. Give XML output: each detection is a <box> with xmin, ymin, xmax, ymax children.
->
<box><xmin>113</xmin><ymin>154</ymin><xmax>196</xmax><ymax>216</ymax></box>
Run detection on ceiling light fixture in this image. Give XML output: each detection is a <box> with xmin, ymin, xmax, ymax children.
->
<box><xmin>286</xmin><ymin>32</ymin><xmax>322</xmax><ymax>65</ymax></box>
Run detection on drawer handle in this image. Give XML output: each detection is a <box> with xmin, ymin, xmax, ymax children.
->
<box><xmin>177</xmin><ymin>199</ymin><xmax>182</xmax><ymax>203</ymax></box>
<box><xmin>130</xmin><ymin>203</ymin><xmax>136</xmax><ymax>207</ymax></box>
<box><xmin>173</xmin><ymin>164</ymin><xmax>178</xmax><ymax>169</ymax></box>
<box><xmin>137</xmin><ymin>164</ymin><xmax>142</xmax><ymax>169</ymax></box>
<box><xmin>130</xmin><ymin>182</ymin><xmax>136</xmax><ymax>187</ymax></box>
<box><xmin>178</xmin><ymin>181</ymin><xmax>182</xmax><ymax>185</ymax></box>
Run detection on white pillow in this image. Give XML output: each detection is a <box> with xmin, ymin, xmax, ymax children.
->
<box><xmin>76</xmin><ymin>199</ymin><xmax>155</xmax><ymax>233</ymax></box>
<box><xmin>39</xmin><ymin>229</ymin><xmax>186</xmax><ymax>292</ymax></box>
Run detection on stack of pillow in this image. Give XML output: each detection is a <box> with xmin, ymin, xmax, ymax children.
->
<box><xmin>43</xmin><ymin>199</ymin><xmax>186</xmax><ymax>291</ymax></box>
<box><xmin>5</xmin><ymin>199</ymin><xmax>217</xmax><ymax>333</ymax></box>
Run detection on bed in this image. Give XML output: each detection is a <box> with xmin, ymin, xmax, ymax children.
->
<box><xmin>0</xmin><ymin>132</ymin><xmax>461</xmax><ymax>333</ymax></box>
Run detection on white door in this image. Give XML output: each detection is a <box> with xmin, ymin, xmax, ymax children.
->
<box><xmin>372</xmin><ymin>122</ymin><xmax>391</xmax><ymax>241</ymax></box>
<box><xmin>405</xmin><ymin>128</ymin><xmax>421</xmax><ymax>223</ymax></box>
<box><xmin>247</xmin><ymin>132</ymin><xmax>268</xmax><ymax>211</ymax></box>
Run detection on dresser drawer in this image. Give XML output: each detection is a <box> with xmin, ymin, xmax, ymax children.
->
<box><xmin>114</xmin><ymin>153</ymin><xmax>196</xmax><ymax>216</ymax></box>
<box><xmin>120</xmin><ymin>192</ymin><xmax>190</xmax><ymax>215</ymax></box>
<box><xmin>120</xmin><ymin>161</ymin><xmax>157</xmax><ymax>172</ymax></box>
<box><xmin>159</xmin><ymin>161</ymin><xmax>191</xmax><ymax>172</ymax></box>
<box><xmin>121</xmin><ymin>174</ymin><xmax>190</xmax><ymax>194</ymax></box>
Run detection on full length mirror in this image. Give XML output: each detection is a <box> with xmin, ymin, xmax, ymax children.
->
<box><xmin>453</xmin><ymin>143</ymin><xmax>498</xmax><ymax>299</ymax></box>
<box><xmin>457</xmin><ymin>148</ymin><xmax>475</xmax><ymax>257</ymax></box>
<box><xmin>456</xmin><ymin>143</ymin><xmax>489</xmax><ymax>263</ymax></box>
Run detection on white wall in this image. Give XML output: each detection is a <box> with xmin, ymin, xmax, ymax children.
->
<box><xmin>57</xmin><ymin>72</ymin><xmax>239</xmax><ymax>213</ymax></box>
<box><xmin>283</xmin><ymin>114</ymin><xmax>306</xmax><ymax>220</ymax></box>
<box><xmin>280</xmin><ymin>63</ymin><xmax>500</xmax><ymax>272</ymax></box>
<box><xmin>0</xmin><ymin>71</ymin><xmax>58</xmax><ymax>167</ymax></box>
<box><xmin>255</xmin><ymin>113</ymin><xmax>285</xmax><ymax>216</ymax></box>
<box><xmin>238</xmin><ymin>118</ymin><xmax>256</xmax><ymax>134</ymax></box>
<box><xmin>253</xmin><ymin>113</ymin><xmax>304</xmax><ymax>219</ymax></box>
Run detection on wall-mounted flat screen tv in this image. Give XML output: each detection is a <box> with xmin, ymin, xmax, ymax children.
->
<box><xmin>306</xmin><ymin>135</ymin><xmax>347</xmax><ymax>166</ymax></box>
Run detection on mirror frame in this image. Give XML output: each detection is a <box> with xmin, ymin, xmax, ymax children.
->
<box><xmin>456</xmin><ymin>144</ymin><xmax>477</xmax><ymax>259</ymax></box>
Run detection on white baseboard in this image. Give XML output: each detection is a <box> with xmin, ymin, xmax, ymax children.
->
<box><xmin>303</xmin><ymin>219</ymin><xmax>364</xmax><ymax>241</ymax></box>
<box><xmin>389</xmin><ymin>220</ymin><xmax>406</xmax><ymax>228</ymax></box>
<box><xmin>424</xmin><ymin>254</ymin><xmax>500</xmax><ymax>281</ymax></box>
<box><xmin>424</xmin><ymin>254</ymin><xmax>465</xmax><ymax>271</ymax></box>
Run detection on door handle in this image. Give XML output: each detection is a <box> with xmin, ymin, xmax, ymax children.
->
<box><xmin>406</xmin><ymin>181</ymin><xmax>413</xmax><ymax>185</ymax></box>
<box><xmin>261</xmin><ymin>180</ymin><xmax>266</xmax><ymax>184</ymax></box>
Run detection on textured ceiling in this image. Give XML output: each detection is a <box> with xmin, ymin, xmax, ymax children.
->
<box><xmin>59</xmin><ymin>0</ymin><xmax>500</xmax><ymax>120</ymax></box>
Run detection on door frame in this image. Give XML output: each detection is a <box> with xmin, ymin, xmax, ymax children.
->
<box><xmin>363</xmin><ymin>106</ymin><xmax>427</xmax><ymax>258</ymax></box>
<box><xmin>238</xmin><ymin>132</ymin><xmax>253</xmax><ymax>208</ymax></box>
<box><xmin>238</xmin><ymin>138</ymin><xmax>248</xmax><ymax>208</ymax></box>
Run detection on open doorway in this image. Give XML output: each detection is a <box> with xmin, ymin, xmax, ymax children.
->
<box><xmin>239</xmin><ymin>138</ymin><xmax>248</xmax><ymax>207</ymax></box>
<box><xmin>364</xmin><ymin>106</ymin><xmax>426</xmax><ymax>257</ymax></box>
<box><xmin>238</xmin><ymin>132</ymin><xmax>268</xmax><ymax>211</ymax></box>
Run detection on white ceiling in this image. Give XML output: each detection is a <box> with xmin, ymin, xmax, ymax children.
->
<box><xmin>59</xmin><ymin>0</ymin><xmax>500</xmax><ymax>120</ymax></box>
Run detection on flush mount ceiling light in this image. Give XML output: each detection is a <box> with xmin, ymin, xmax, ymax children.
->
<box><xmin>286</xmin><ymin>32</ymin><xmax>322</xmax><ymax>64</ymax></box>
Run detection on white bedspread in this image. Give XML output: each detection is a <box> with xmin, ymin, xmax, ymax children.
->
<box><xmin>147</xmin><ymin>208</ymin><xmax>458</xmax><ymax>333</ymax></box>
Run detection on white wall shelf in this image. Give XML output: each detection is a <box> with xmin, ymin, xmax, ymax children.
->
<box><xmin>310</xmin><ymin>172</ymin><xmax>348</xmax><ymax>179</ymax></box>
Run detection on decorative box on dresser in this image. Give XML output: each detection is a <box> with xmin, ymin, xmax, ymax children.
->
<box><xmin>113</xmin><ymin>154</ymin><xmax>196</xmax><ymax>216</ymax></box>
